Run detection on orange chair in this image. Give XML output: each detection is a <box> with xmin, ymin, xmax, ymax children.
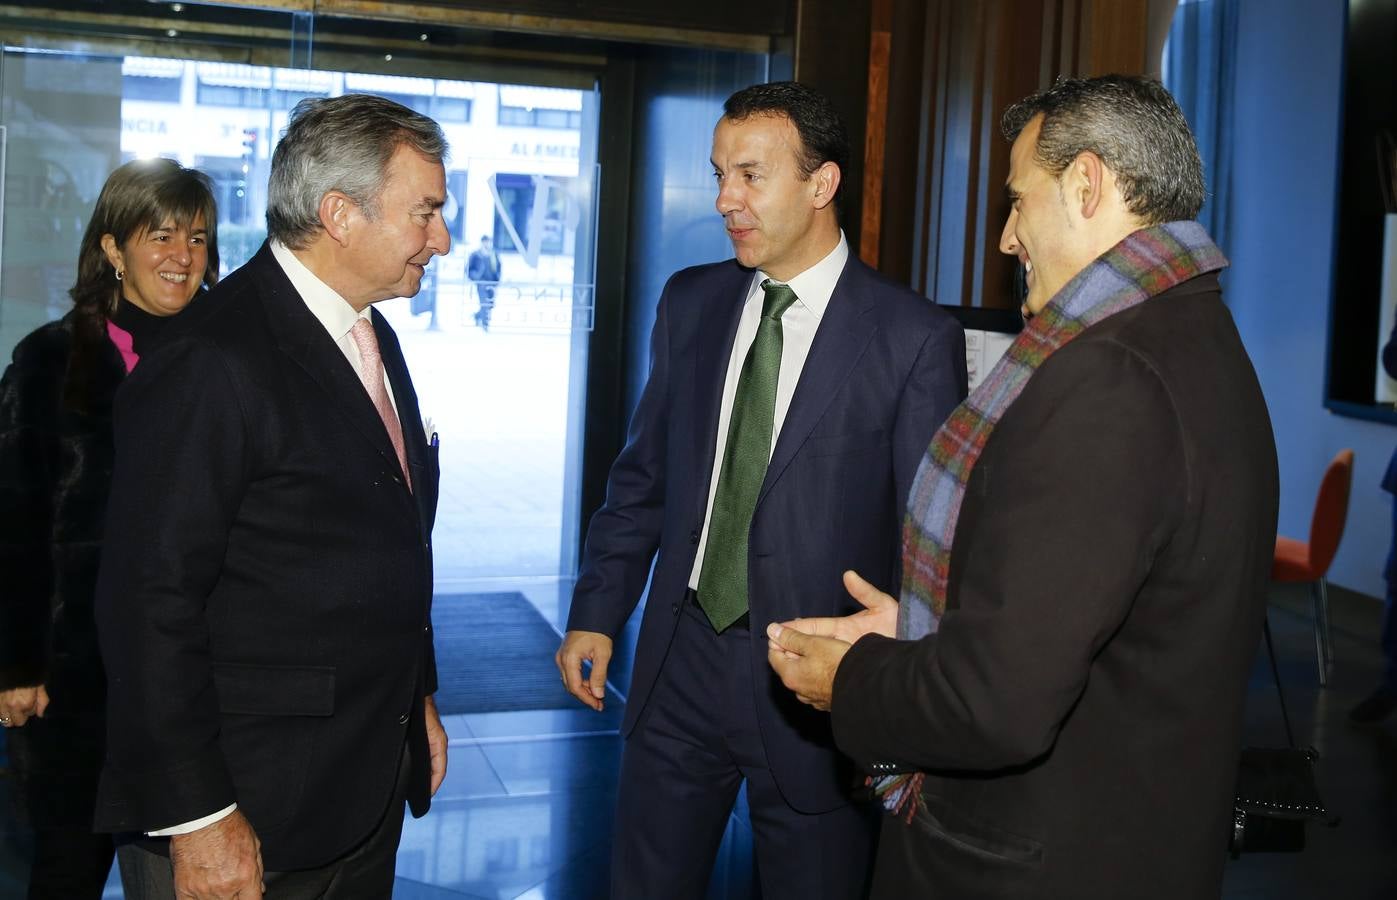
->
<box><xmin>1271</xmin><ymin>449</ymin><xmax>1354</xmax><ymax>687</ymax></box>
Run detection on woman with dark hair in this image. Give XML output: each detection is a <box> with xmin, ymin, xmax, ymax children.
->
<box><xmin>0</xmin><ymin>157</ymin><xmax>218</xmax><ymax>899</ymax></box>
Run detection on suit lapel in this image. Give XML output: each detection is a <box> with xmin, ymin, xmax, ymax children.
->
<box><xmin>374</xmin><ymin>308</ymin><xmax>433</xmax><ymax>501</ymax></box>
<box><xmin>252</xmin><ymin>245</ymin><xmax>403</xmax><ymax>478</ymax></box>
<box><xmin>758</xmin><ymin>259</ymin><xmax>877</xmax><ymax>505</ymax></box>
<box><xmin>375</xmin><ymin>309</ymin><xmax>442</xmax><ymax>534</ymax></box>
<box><xmin>690</xmin><ymin>265</ymin><xmax>754</xmax><ymax>521</ymax></box>
<box><xmin>375</xmin><ymin>309</ymin><xmax>423</xmax><ymax>467</ymax></box>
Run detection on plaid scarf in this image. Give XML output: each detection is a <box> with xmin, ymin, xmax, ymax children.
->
<box><xmin>872</xmin><ymin>221</ymin><xmax>1227</xmax><ymax>821</ymax></box>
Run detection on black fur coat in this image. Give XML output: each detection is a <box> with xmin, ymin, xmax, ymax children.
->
<box><xmin>0</xmin><ymin>312</ymin><xmax>125</xmax><ymax>713</ymax></box>
<box><xmin>3</xmin><ymin>304</ymin><xmax>173</xmax><ymax>827</ymax></box>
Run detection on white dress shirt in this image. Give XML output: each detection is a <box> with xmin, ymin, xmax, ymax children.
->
<box><xmin>147</xmin><ymin>241</ymin><xmax>395</xmax><ymax>838</ymax></box>
<box><xmin>271</xmin><ymin>240</ymin><xmax>397</xmax><ymax>408</ymax></box>
<box><xmin>688</xmin><ymin>234</ymin><xmax>849</xmax><ymax>590</ymax></box>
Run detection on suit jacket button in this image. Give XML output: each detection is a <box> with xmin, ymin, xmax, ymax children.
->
<box><xmin>671</xmin><ymin>603</ymin><xmax>680</xmax><ymax>615</ymax></box>
<box><xmin>689</xmin><ymin>530</ymin><xmax>699</xmax><ymax>544</ymax></box>
<box><xmin>398</xmin><ymin>713</ymin><xmax>410</xmax><ymax>725</ymax></box>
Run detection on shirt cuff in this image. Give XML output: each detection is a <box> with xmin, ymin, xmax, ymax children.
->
<box><xmin>147</xmin><ymin>804</ymin><xmax>238</xmax><ymax>836</ymax></box>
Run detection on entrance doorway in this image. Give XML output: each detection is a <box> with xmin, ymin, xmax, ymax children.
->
<box><xmin>0</xmin><ymin>49</ymin><xmax>600</xmax><ymax>585</ymax></box>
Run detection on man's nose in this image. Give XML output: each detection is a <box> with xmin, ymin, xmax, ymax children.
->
<box><xmin>998</xmin><ymin>211</ymin><xmax>1019</xmax><ymax>256</ymax></box>
<box><xmin>715</xmin><ymin>180</ymin><xmax>742</xmax><ymax>216</ymax></box>
<box><xmin>429</xmin><ymin>215</ymin><xmax>451</xmax><ymax>256</ymax></box>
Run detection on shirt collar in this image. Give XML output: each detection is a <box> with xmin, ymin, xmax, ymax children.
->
<box><xmin>751</xmin><ymin>231</ymin><xmax>849</xmax><ymax>321</ymax></box>
<box><xmin>270</xmin><ymin>239</ymin><xmax>371</xmax><ymax>340</ymax></box>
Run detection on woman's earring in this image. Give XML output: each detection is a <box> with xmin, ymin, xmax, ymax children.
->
<box><xmin>115</xmin><ymin>268</ymin><xmax>124</xmax><ymax>281</ymax></box>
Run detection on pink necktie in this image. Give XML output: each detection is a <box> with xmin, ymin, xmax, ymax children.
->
<box><xmin>350</xmin><ymin>318</ymin><xmax>411</xmax><ymax>491</ymax></box>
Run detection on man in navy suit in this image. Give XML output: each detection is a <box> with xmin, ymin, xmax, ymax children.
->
<box><xmin>556</xmin><ymin>82</ymin><xmax>966</xmax><ymax>898</ymax></box>
<box><xmin>95</xmin><ymin>94</ymin><xmax>448</xmax><ymax>899</ymax></box>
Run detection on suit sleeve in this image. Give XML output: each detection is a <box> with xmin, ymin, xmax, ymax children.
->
<box><xmin>831</xmin><ymin>339</ymin><xmax>1187</xmax><ymax>771</ymax></box>
<box><xmin>565</xmin><ymin>280</ymin><xmax>675</xmax><ymax>638</ymax></box>
<box><xmin>892</xmin><ymin>313</ymin><xmax>968</xmax><ymax>520</ymax></box>
<box><xmin>0</xmin><ymin>354</ymin><xmax>57</xmax><ymax>689</ymax></box>
<box><xmin>95</xmin><ymin>338</ymin><xmax>247</xmax><ymax>831</ymax></box>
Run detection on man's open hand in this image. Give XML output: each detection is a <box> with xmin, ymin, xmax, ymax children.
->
<box><xmin>776</xmin><ymin>570</ymin><xmax>898</xmax><ymax>646</ymax></box>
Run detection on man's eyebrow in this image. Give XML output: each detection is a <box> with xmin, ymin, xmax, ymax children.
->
<box><xmin>1004</xmin><ymin>184</ymin><xmax>1020</xmax><ymax>201</ymax></box>
<box><xmin>710</xmin><ymin>160</ymin><xmax>766</xmax><ymax>171</ymax></box>
<box><xmin>415</xmin><ymin>196</ymin><xmax>446</xmax><ymax>210</ymax></box>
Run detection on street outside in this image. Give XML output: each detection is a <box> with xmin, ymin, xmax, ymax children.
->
<box><xmin>378</xmin><ymin>275</ymin><xmax>579</xmax><ymax>585</ymax></box>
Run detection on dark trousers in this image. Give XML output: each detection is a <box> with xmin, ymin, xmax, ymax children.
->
<box><xmin>25</xmin><ymin>826</ymin><xmax>114</xmax><ymax>900</ymax></box>
<box><xmin>118</xmin><ymin>744</ymin><xmax>411</xmax><ymax>900</ymax></box>
<box><xmin>7</xmin><ymin>708</ymin><xmax>114</xmax><ymax>899</ymax></box>
<box><xmin>473</xmin><ymin>284</ymin><xmax>496</xmax><ymax>327</ymax></box>
<box><xmin>611</xmin><ymin>594</ymin><xmax>875</xmax><ymax>900</ymax></box>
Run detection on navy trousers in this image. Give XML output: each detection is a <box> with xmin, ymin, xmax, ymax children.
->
<box><xmin>611</xmin><ymin>593</ymin><xmax>875</xmax><ymax>899</ymax></box>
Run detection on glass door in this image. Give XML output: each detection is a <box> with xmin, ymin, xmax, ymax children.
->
<box><xmin>373</xmin><ymin>88</ymin><xmax>601</xmax><ymax>587</ymax></box>
<box><xmin>0</xmin><ymin>10</ymin><xmax>601</xmax><ymax>592</ymax></box>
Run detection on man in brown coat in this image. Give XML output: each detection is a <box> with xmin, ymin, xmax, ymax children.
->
<box><xmin>769</xmin><ymin>75</ymin><xmax>1279</xmax><ymax>899</ymax></box>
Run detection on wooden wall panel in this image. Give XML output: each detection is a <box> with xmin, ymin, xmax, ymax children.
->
<box><xmin>858</xmin><ymin>0</ymin><xmax>893</xmax><ymax>265</ymax></box>
<box><xmin>210</xmin><ymin>0</ymin><xmax>792</xmax><ymax>45</ymax></box>
<box><xmin>866</xmin><ymin>0</ymin><xmax>1154</xmax><ymax>307</ymax></box>
<box><xmin>379</xmin><ymin>0</ymin><xmax>791</xmax><ymax>36</ymax></box>
<box><xmin>792</xmin><ymin>0</ymin><xmax>873</xmax><ymax>249</ymax></box>
<box><xmin>874</xmin><ymin>0</ymin><xmax>929</xmax><ymax>281</ymax></box>
<box><xmin>1076</xmin><ymin>0</ymin><xmax>1149</xmax><ymax>76</ymax></box>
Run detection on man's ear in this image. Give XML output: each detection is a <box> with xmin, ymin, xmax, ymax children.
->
<box><xmin>1072</xmin><ymin>151</ymin><xmax>1107</xmax><ymax>219</ymax></box>
<box><xmin>812</xmin><ymin>161</ymin><xmax>841</xmax><ymax>211</ymax></box>
<box><xmin>318</xmin><ymin>192</ymin><xmax>353</xmax><ymax>246</ymax></box>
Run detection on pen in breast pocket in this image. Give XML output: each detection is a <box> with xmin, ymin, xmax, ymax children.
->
<box><xmin>430</xmin><ymin>432</ymin><xmax>439</xmax><ymax>449</ymax></box>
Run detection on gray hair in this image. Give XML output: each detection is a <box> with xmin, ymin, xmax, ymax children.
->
<box><xmin>267</xmin><ymin>93</ymin><xmax>448</xmax><ymax>248</ymax></box>
<box><xmin>1001</xmin><ymin>75</ymin><xmax>1205</xmax><ymax>225</ymax></box>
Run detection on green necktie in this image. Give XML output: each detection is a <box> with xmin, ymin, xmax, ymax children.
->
<box><xmin>697</xmin><ymin>279</ymin><xmax>800</xmax><ymax>632</ymax></box>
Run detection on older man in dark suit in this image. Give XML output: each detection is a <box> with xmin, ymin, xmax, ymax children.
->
<box><xmin>94</xmin><ymin>94</ymin><xmax>450</xmax><ymax>899</ymax></box>
<box><xmin>556</xmin><ymin>82</ymin><xmax>967</xmax><ymax>898</ymax></box>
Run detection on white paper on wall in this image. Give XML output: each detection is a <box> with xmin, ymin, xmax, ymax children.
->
<box><xmin>964</xmin><ymin>328</ymin><xmax>1015</xmax><ymax>393</ymax></box>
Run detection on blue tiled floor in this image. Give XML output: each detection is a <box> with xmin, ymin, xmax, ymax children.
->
<box><xmin>3</xmin><ymin>582</ymin><xmax>1396</xmax><ymax>899</ymax></box>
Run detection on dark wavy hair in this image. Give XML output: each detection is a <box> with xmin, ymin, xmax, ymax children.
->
<box><xmin>1001</xmin><ymin>75</ymin><xmax>1205</xmax><ymax>224</ymax></box>
<box><xmin>723</xmin><ymin>81</ymin><xmax>850</xmax><ymax>206</ymax></box>
<box><xmin>66</xmin><ymin>158</ymin><xmax>218</xmax><ymax>407</ymax></box>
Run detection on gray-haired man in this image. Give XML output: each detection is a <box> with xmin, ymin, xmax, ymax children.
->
<box><xmin>95</xmin><ymin>93</ymin><xmax>450</xmax><ymax>899</ymax></box>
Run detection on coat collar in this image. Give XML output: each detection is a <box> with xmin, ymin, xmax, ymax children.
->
<box><xmin>246</xmin><ymin>242</ymin><xmax>408</xmax><ymax>489</ymax></box>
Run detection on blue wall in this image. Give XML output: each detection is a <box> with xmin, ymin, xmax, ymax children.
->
<box><xmin>623</xmin><ymin>48</ymin><xmax>769</xmax><ymax>413</ymax></box>
<box><xmin>1230</xmin><ymin>0</ymin><xmax>1391</xmax><ymax>598</ymax></box>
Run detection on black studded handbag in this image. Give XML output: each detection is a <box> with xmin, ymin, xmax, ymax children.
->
<box><xmin>1229</xmin><ymin>618</ymin><xmax>1338</xmax><ymax>856</ymax></box>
